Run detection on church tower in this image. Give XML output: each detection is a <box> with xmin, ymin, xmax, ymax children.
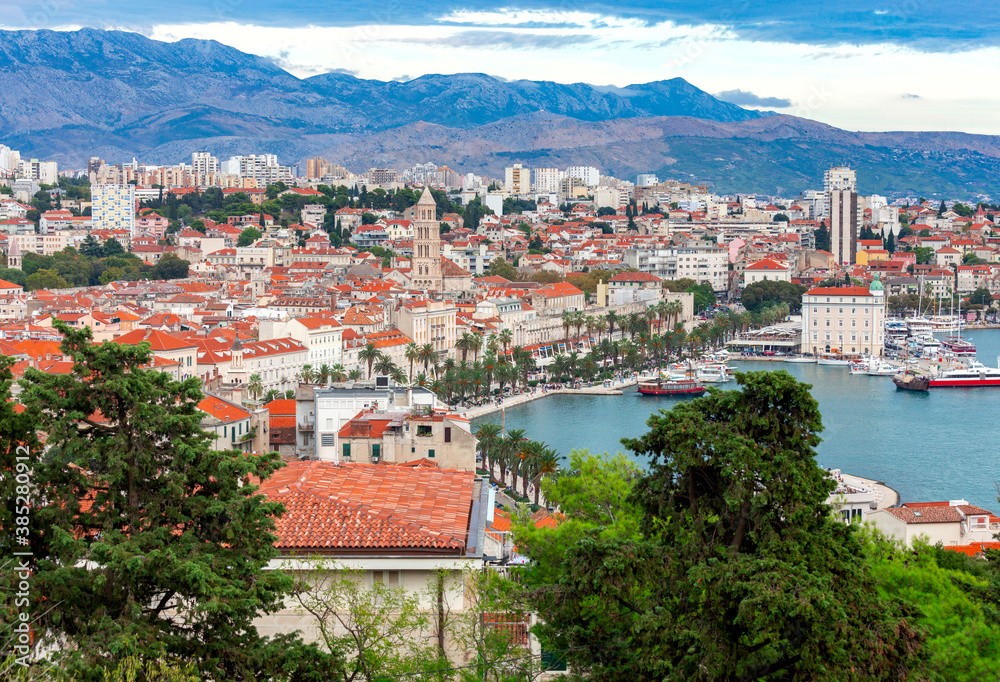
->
<box><xmin>411</xmin><ymin>186</ymin><xmax>442</xmax><ymax>293</ymax></box>
<box><xmin>6</xmin><ymin>237</ymin><xmax>21</xmax><ymax>271</ymax></box>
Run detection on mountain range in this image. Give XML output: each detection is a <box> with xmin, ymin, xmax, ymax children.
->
<box><xmin>1</xmin><ymin>28</ymin><xmax>998</xmax><ymax>198</ymax></box>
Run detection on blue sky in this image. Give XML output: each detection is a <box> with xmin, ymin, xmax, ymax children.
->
<box><xmin>3</xmin><ymin>1</ymin><xmax>998</xmax><ymax>133</ymax></box>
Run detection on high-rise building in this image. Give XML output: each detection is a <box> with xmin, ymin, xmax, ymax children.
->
<box><xmin>504</xmin><ymin>164</ymin><xmax>529</xmax><ymax>194</ymax></box>
<box><xmin>636</xmin><ymin>173</ymin><xmax>659</xmax><ymax>187</ymax></box>
<box><xmin>92</xmin><ymin>184</ymin><xmax>136</xmax><ymax>235</ymax></box>
<box><xmin>532</xmin><ymin>167</ymin><xmax>562</xmax><ymax>193</ymax></box>
<box><xmin>17</xmin><ymin>159</ymin><xmax>58</xmax><ymax>185</ymax></box>
<box><xmin>825</xmin><ymin>166</ymin><xmax>859</xmax><ymax>265</ymax></box>
<box><xmin>191</xmin><ymin>151</ymin><xmax>219</xmax><ymax>177</ymax></box>
<box><xmin>566</xmin><ymin>166</ymin><xmax>600</xmax><ymax>187</ymax></box>
<box><xmin>0</xmin><ymin>145</ymin><xmax>19</xmax><ymax>172</ymax></box>
<box><xmin>410</xmin><ymin>186</ymin><xmax>442</xmax><ymax>292</ymax></box>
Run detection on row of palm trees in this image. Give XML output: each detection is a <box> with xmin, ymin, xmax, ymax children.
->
<box><xmin>474</xmin><ymin>423</ymin><xmax>562</xmax><ymax>505</ymax></box>
<box><xmin>547</xmin><ymin>303</ymin><xmax>791</xmax><ymax>382</ymax></box>
<box><xmin>560</xmin><ymin>300</ymin><xmax>687</xmax><ymax>346</ymax></box>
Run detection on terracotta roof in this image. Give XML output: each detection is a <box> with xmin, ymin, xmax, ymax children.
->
<box><xmin>258</xmin><ymin>461</ymin><xmax>474</xmax><ymax>551</ymax></box>
<box><xmin>804</xmin><ymin>286</ymin><xmax>873</xmax><ymax>297</ymax></box>
<box><xmin>942</xmin><ymin>542</ymin><xmax>1000</xmax><ymax>556</ymax></box>
<box><xmin>264</xmin><ymin>399</ymin><xmax>296</xmax><ymax>415</ymax></box>
<box><xmin>609</xmin><ymin>272</ymin><xmax>662</xmax><ymax>282</ymax></box>
<box><xmin>884</xmin><ymin>506</ymin><xmax>964</xmax><ymax>524</ymax></box>
<box><xmin>110</xmin><ymin>328</ymin><xmax>197</xmax><ymax>351</ymax></box>
<box><xmin>198</xmin><ymin>396</ymin><xmax>251</xmax><ymax>422</ymax></box>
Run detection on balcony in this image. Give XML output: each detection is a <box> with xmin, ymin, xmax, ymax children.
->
<box><xmin>298</xmin><ymin>421</ymin><xmax>314</xmax><ymax>431</ymax></box>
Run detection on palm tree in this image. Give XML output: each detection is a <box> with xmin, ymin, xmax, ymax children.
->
<box><xmin>456</xmin><ymin>332</ymin><xmax>477</xmax><ymax>363</ymax></box>
<box><xmin>482</xmin><ymin>353</ymin><xmax>498</xmax><ymax>397</ymax></box>
<box><xmin>329</xmin><ymin>363</ymin><xmax>347</xmax><ymax>382</ymax></box>
<box><xmin>513</xmin><ymin>346</ymin><xmax>535</xmax><ymax>389</ymax></box>
<box><xmin>247</xmin><ymin>373</ymin><xmax>263</xmax><ymax>402</ymax></box>
<box><xmin>605</xmin><ymin>310</ymin><xmax>619</xmax><ymax>340</ymax></box>
<box><xmin>549</xmin><ymin>354</ymin><xmax>568</xmax><ymax>383</ymax></box>
<box><xmin>475</xmin><ymin>422</ymin><xmax>503</xmax><ymax>476</ymax></box>
<box><xmin>530</xmin><ymin>446</ymin><xmax>561</xmax><ymax>505</ymax></box>
<box><xmin>358</xmin><ymin>342</ymin><xmax>381</xmax><ymax>380</ymax></box>
<box><xmin>348</xmin><ymin>368</ymin><xmax>363</xmax><ymax>380</ymax></box>
<box><xmin>284</xmin><ymin>389</ymin><xmax>295</xmax><ymax>399</ymax></box>
<box><xmin>497</xmin><ymin>328</ymin><xmax>513</xmax><ymax>359</ymax></box>
<box><xmin>318</xmin><ymin>364</ymin><xmax>331</xmax><ymax>385</ymax></box>
<box><xmin>468</xmin><ymin>332</ymin><xmax>483</xmax><ymax>363</ymax></box>
<box><xmin>300</xmin><ymin>364</ymin><xmax>316</xmax><ymax>384</ymax></box>
<box><xmin>418</xmin><ymin>343</ymin><xmax>437</xmax><ymax>378</ymax></box>
<box><xmin>404</xmin><ymin>343</ymin><xmax>420</xmax><ymax>384</ymax></box>
<box><xmin>263</xmin><ymin>388</ymin><xmax>280</xmax><ymax>403</ymax></box>
<box><xmin>561</xmin><ymin>311</ymin><xmax>573</xmax><ymax>348</ymax></box>
<box><xmin>373</xmin><ymin>353</ymin><xmax>396</xmax><ymax>378</ymax></box>
<box><xmin>389</xmin><ymin>365</ymin><xmax>407</xmax><ymax>385</ymax></box>
<box><xmin>499</xmin><ymin>429</ymin><xmax>526</xmax><ymax>489</ymax></box>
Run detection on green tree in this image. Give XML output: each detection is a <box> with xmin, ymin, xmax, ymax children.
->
<box><xmin>740</xmin><ymin>280</ymin><xmax>808</xmax><ymax>314</ymax></box>
<box><xmin>15</xmin><ymin>322</ymin><xmax>307</xmax><ymax>679</ymax></box>
<box><xmin>484</xmin><ymin>257</ymin><xmax>518</xmax><ymax>281</ymax></box>
<box><xmin>237</xmin><ymin>226</ymin><xmax>263</xmax><ymax>247</ymax></box>
<box><xmin>913</xmin><ymin>246</ymin><xmax>935</xmax><ymax>264</ymax></box>
<box><xmin>884</xmin><ymin>230</ymin><xmax>896</xmax><ymax>254</ymax></box>
<box><xmin>814</xmin><ymin>221</ymin><xmax>830</xmax><ymax>252</ymax></box>
<box><xmin>247</xmin><ymin>373</ymin><xmax>263</xmax><ymax>401</ymax></box>
<box><xmin>527</xmin><ymin>371</ymin><xmax>921</xmax><ymax>680</ymax></box>
<box><xmin>98</xmin><ymin>266</ymin><xmax>125</xmax><ymax>285</ymax></box>
<box><xmin>26</xmin><ymin>268</ymin><xmax>68</xmax><ymax>290</ymax></box>
<box><xmin>104</xmin><ymin>237</ymin><xmax>124</xmax><ymax>255</ymax></box>
<box><xmin>968</xmin><ymin>287</ymin><xmax>993</xmax><ymax>306</ymax></box>
<box><xmin>358</xmin><ymin>342</ymin><xmax>382</xmax><ymax>380</ymax></box>
<box><xmin>78</xmin><ymin>235</ymin><xmax>105</xmax><ymax>258</ymax></box>
<box><xmin>151</xmin><ymin>254</ymin><xmax>190</xmax><ymax>280</ymax></box>
<box><xmin>0</xmin><ymin>267</ymin><xmax>27</xmax><ymax>286</ymax></box>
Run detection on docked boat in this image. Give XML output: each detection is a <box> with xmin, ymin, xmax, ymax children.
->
<box><xmin>637</xmin><ymin>377</ymin><xmax>707</xmax><ymax>396</ymax></box>
<box><xmin>928</xmin><ymin>360</ymin><xmax>1000</xmax><ymax>388</ymax></box>
<box><xmin>941</xmin><ymin>336</ymin><xmax>976</xmax><ymax>356</ymax></box>
<box><xmin>893</xmin><ymin>373</ymin><xmax>930</xmax><ymax>391</ymax></box>
<box><xmin>849</xmin><ymin>357</ymin><xmax>872</xmax><ymax>375</ymax></box>
<box><xmin>784</xmin><ymin>354</ymin><xmax>816</xmax><ymax>363</ymax></box>
<box><xmin>910</xmin><ymin>334</ymin><xmax>942</xmax><ymax>356</ymax></box>
<box><xmin>865</xmin><ymin>359</ymin><xmax>901</xmax><ymax>376</ymax></box>
<box><xmin>697</xmin><ymin>364</ymin><xmax>731</xmax><ymax>383</ymax></box>
<box><xmin>817</xmin><ymin>354</ymin><xmax>852</xmax><ymax>366</ymax></box>
<box><xmin>930</xmin><ymin>315</ymin><xmax>963</xmax><ymax>333</ymax></box>
<box><xmin>905</xmin><ymin>316</ymin><xmax>934</xmax><ymax>334</ymax></box>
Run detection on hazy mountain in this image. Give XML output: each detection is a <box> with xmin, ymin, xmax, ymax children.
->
<box><xmin>1</xmin><ymin>28</ymin><xmax>998</xmax><ymax>198</ymax></box>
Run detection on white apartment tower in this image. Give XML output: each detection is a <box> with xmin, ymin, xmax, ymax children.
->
<box><xmin>17</xmin><ymin>159</ymin><xmax>58</xmax><ymax>185</ymax></box>
<box><xmin>0</xmin><ymin>145</ymin><xmax>21</xmax><ymax>172</ymax></box>
<box><xmin>92</xmin><ymin>184</ymin><xmax>136</xmax><ymax>235</ymax></box>
<box><xmin>410</xmin><ymin>186</ymin><xmax>443</xmax><ymax>292</ymax></box>
<box><xmin>532</xmin><ymin>167</ymin><xmax>562</xmax><ymax>194</ymax></box>
<box><xmin>191</xmin><ymin>151</ymin><xmax>219</xmax><ymax>178</ymax></box>
<box><xmin>504</xmin><ymin>164</ymin><xmax>529</xmax><ymax>195</ymax></box>
<box><xmin>825</xmin><ymin>166</ymin><xmax>859</xmax><ymax>265</ymax></box>
<box><xmin>566</xmin><ymin>166</ymin><xmax>600</xmax><ymax>187</ymax></box>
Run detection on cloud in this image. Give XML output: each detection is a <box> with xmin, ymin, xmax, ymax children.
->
<box><xmin>393</xmin><ymin>30</ymin><xmax>597</xmax><ymax>50</ymax></box>
<box><xmin>715</xmin><ymin>89</ymin><xmax>792</xmax><ymax>108</ymax></box>
<box><xmin>901</xmin><ymin>93</ymin><xmax>921</xmax><ymax>99</ymax></box>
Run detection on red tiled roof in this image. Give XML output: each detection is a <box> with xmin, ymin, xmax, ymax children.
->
<box><xmin>884</xmin><ymin>506</ymin><xmax>964</xmax><ymax>524</ymax></box>
<box><xmin>258</xmin><ymin>461</ymin><xmax>474</xmax><ymax>551</ymax></box>
<box><xmin>198</xmin><ymin>396</ymin><xmax>251</xmax><ymax>422</ymax></box>
<box><xmin>804</xmin><ymin>286</ymin><xmax>873</xmax><ymax>297</ymax></box>
<box><xmin>942</xmin><ymin>542</ymin><xmax>1000</xmax><ymax>556</ymax></box>
<box><xmin>264</xmin><ymin>399</ymin><xmax>296</xmax><ymax>415</ymax></box>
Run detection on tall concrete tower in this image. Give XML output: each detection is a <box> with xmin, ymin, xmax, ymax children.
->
<box><xmin>411</xmin><ymin>186</ymin><xmax>442</xmax><ymax>292</ymax></box>
<box><xmin>825</xmin><ymin>166</ymin><xmax>859</xmax><ymax>265</ymax></box>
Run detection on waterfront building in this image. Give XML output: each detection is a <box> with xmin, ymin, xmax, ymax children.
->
<box><xmin>800</xmin><ymin>276</ymin><xmax>885</xmax><ymax>356</ymax></box>
<box><xmin>867</xmin><ymin>501</ymin><xmax>996</xmax><ymax>547</ymax></box>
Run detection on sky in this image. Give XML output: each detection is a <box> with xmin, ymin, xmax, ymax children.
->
<box><xmin>2</xmin><ymin>1</ymin><xmax>999</xmax><ymax>133</ymax></box>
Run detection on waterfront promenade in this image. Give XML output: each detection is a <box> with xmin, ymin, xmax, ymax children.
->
<box><xmin>460</xmin><ymin>375</ymin><xmax>641</xmax><ymax>421</ymax></box>
<box><xmin>839</xmin><ymin>472</ymin><xmax>900</xmax><ymax>509</ymax></box>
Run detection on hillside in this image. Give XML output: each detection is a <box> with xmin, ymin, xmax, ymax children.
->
<box><xmin>1</xmin><ymin>28</ymin><xmax>998</xmax><ymax>198</ymax></box>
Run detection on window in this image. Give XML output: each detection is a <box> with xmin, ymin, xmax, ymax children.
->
<box><xmin>444</xmin><ymin>427</ymin><xmax>452</xmax><ymax>443</ymax></box>
<box><xmin>428</xmin><ymin>449</ymin><xmax>435</xmax><ymax>458</ymax></box>
<box><xmin>342</xmin><ymin>443</ymin><xmax>351</xmax><ymax>458</ymax></box>
<box><xmin>223</xmin><ymin>425</ymin><xmax>227</xmax><ymax>438</ymax></box>
<box><xmin>416</xmin><ymin>425</ymin><xmax>433</xmax><ymax>437</ymax></box>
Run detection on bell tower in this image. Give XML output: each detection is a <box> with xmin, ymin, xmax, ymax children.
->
<box><xmin>411</xmin><ymin>186</ymin><xmax>442</xmax><ymax>292</ymax></box>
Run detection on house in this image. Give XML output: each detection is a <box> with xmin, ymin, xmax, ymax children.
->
<box><xmin>253</xmin><ymin>460</ymin><xmax>494</xmax><ymax>663</ymax></box>
<box><xmin>867</xmin><ymin>500</ymin><xmax>996</xmax><ymax>547</ymax></box>
<box><xmin>743</xmin><ymin>258</ymin><xmax>791</xmax><ymax>285</ymax></box>
<box><xmin>336</xmin><ymin>408</ymin><xmax>476</xmax><ymax>469</ymax></box>
<box><xmin>198</xmin><ymin>394</ymin><xmax>254</xmax><ymax>453</ymax></box>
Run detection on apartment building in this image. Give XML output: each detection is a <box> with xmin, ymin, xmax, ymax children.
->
<box><xmin>623</xmin><ymin>244</ymin><xmax>729</xmax><ymax>292</ymax></box>
<box><xmin>800</xmin><ymin>280</ymin><xmax>886</xmax><ymax>356</ymax></box>
<box><xmin>92</xmin><ymin>184</ymin><xmax>136</xmax><ymax>235</ymax></box>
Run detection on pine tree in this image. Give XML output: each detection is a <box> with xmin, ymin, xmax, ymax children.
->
<box><xmin>14</xmin><ymin>322</ymin><xmax>317</xmax><ymax>679</ymax></box>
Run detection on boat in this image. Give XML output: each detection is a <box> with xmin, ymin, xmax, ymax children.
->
<box><xmin>905</xmin><ymin>316</ymin><xmax>934</xmax><ymax>334</ymax></box>
<box><xmin>696</xmin><ymin>364</ymin><xmax>731</xmax><ymax>383</ymax></box>
<box><xmin>928</xmin><ymin>360</ymin><xmax>1000</xmax><ymax>388</ymax></box>
<box><xmin>930</xmin><ymin>315</ymin><xmax>963</xmax><ymax>333</ymax></box>
<box><xmin>637</xmin><ymin>377</ymin><xmax>707</xmax><ymax>396</ymax></box>
<box><xmin>909</xmin><ymin>334</ymin><xmax>941</xmax><ymax>356</ymax></box>
<box><xmin>785</xmin><ymin>354</ymin><xmax>816</xmax><ymax>363</ymax></box>
<box><xmin>941</xmin><ymin>336</ymin><xmax>976</xmax><ymax>356</ymax></box>
<box><xmin>865</xmin><ymin>359</ymin><xmax>901</xmax><ymax>376</ymax></box>
<box><xmin>849</xmin><ymin>357</ymin><xmax>872</xmax><ymax>375</ymax></box>
<box><xmin>893</xmin><ymin>373</ymin><xmax>930</xmax><ymax>391</ymax></box>
<box><xmin>817</xmin><ymin>354</ymin><xmax>852</xmax><ymax>366</ymax></box>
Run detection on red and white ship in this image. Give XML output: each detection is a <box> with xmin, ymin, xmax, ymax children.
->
<box><xmin>928</xmin><ymin>360</ymin><xmax>1000</xmax><ymax>388</ymax></box>
<box><xmin>940</xmin><ymin>336</ymin><xmax>976</xmax><ymax>356</ymax></box>
<box><xmin>637</xmin><ymin>378</ymin><xmax>706</xmax><ymax>397</ymax></box>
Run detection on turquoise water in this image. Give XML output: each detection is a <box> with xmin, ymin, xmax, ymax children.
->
<box><xmin>474</xmin><ymin>329</ymin><xmax>1000</xmax><ymax>513</ymax></box>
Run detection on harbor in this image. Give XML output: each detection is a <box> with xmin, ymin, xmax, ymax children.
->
<box><xmin>473</xmin><ymin>327</ymin><xmax>1000</xmax><ymax>514</ymax></box>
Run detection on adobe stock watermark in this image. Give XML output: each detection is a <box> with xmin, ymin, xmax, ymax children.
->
<box><xmin>8</xmin><ymin>445</ymin><xmax>33</xmax><ymax>668</ymax></box>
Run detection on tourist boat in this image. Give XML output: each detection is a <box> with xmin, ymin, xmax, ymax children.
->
<box><xmin>865</xmin><ymin>359</ymin><xmax>901</xmax><ymax>376</ymax></box>
<box><xmin>905</xmin><ymin>316</ymin><xmax>934</xmax><ymax>334</ymax></box>
<box><xmin>784</xmin><ymin>354</ymin><xmax>816</xmax><ymax>363</ymax></box>
<box><xmin>637</xmin><ymin>377</ymin><xmax>707</xmax><ymax>396</ymax></box>
<box><xmin>817</xmin><ymin>354</ymin><xmax>852</xmax><ymax>366</ymax></box>
<box><xmin>930</xmin><ymin>315</ymin><xmax>963</xmax><ymax>333</ymax></box>
<box><xmin>849</xmin><ymin>357</ymin><xmax>872</xmax><ymax>375</ymax></box>
<box><xmin>940</xmin><ymin>336</ymin><xmax>976</xmax><ymax>356</ymax></box>
<box><xmin>696</xmin><ymin>364</ymin><xmax>731</xmax><ymax>383</ymax></box>
<box><xmin>909</xmin><ymin>334</ymin><xmax>941</xmax><ymax>356</ymax></box>
<box><xmin>893</xmin><ymin>373</ymin><xmax>930</xmax><ymax>391</ymax></box>
<box><xmin>928</xmin><ymin>360</ymin><xmax>1000</xmax><ymax>388</ymax></box>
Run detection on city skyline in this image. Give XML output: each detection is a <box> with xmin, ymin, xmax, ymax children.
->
<box><xmin>1</xmin><ymin>2</ymin><xmax>998</xmax><ymax>134</ymax></box>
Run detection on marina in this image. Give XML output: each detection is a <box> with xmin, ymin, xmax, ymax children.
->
<box><xmin>473</xmin><ymin>328</ymin><xmax>1000</xmax><ymax>514</ymax></box>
